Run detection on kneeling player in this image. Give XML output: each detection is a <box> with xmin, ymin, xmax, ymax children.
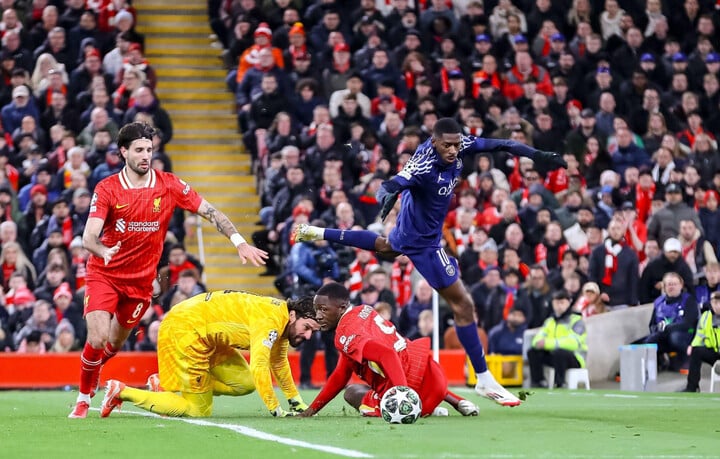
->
<box><xmin>299</xmin><ymin>282</ymin><xmax>478</xmax><ymax>418</ymax></box>
<box><xmin>100</xmin><ymin>290</ymin><xmax>319</xmax><ymax>418</ymax></box>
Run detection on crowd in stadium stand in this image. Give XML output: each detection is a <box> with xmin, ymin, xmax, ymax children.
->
<box><xmin>0</xmin><ymin>0</ymin><xmax>192</xmax><ymax>354</ymax></box>
<box><xmin>216</xmin><ymin>0</ymin><xmax>720</xmax><ymax>369</ymax></box>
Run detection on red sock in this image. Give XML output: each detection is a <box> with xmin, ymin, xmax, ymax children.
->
<box><xmin>79</xmin><ymin>343</ymin><xmax>104</xmax><ymax>395</ymax></box>
<box><xmin>101</xmin><ymin>342</ymin><xmax>118</xmax><ymax>364</ymax></box>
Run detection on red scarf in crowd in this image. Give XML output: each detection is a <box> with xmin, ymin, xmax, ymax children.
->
<box><xmin>391</xmin><ymin>260</ymin><xmax>414</xmax><ymax>308</ymax></box>
<box><xmin>503</xmin><ymin>287</ymin><xmax>517</xmax><ymax>320</ymax></box>
<box><xmin>603</xmin><ymin>239</ymin><xmax>623</xmax><ymax>285</ymax></box>
<box><xmin>348</xmin><ymin>257</ymin><xmax>379</xmax><ymax>297</ymax></box>
<box><xmin>635</xmin><ymin>182</ymin><xmax>655</xmax><ymax>223</ymax></box>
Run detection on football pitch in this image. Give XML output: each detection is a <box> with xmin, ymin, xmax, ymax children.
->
<box><xmin>1</xmin><ymin>388</ymin><xmax>718</xmax><ymax>459</ymax></box>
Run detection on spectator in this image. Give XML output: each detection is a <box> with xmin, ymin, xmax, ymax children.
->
<box><xmin>488</xmin><ymin>306</ymin><xmax>527</xmax><ymax>355</ymax></box>
<box><xmin>646</xmin><ymin>182</ymin><xmax>703</xmax><ymax>244</ymax></box>
<box><xmin>678</xmin><ymin>218</ymin><xmax>716</xmax><ymax>278</ymax></box>
<box><xmin>0</xmin><ymin>241</ymin><xmax>37</xmax><ymax>290</ymax></box>
<box><xmin>588</xmin><ymin>218</ymin><xmax>639</xmax><ymax>308</ymax></box>
<box><xmin>572</xmin><ymin>281</ymin><xmax>607</xmax><ymax>318</ymax></box>
<box><xmin>640</xmin><ymin>237</ymin><xmax>695</xmax><ymax>304</ymax></box>
<box><xmin>121</xmin><ymin>86</ymin><xmax>172</xmax><ymax>145</ymax></box>
<box><xmin>1</xmin><ymin>85</ymin><xmax>39</xmax><ymax>135</ymax></box>
<box><xmin>682</xmin><ymin>290</ymin><xmax>720</xmax><ymax>392</ymax></box>
<box><xmin>398</xmin><ymin>278</ymin><xmax>432</xmax><ymax>338</ymax></box>
<box><xmin>288</xmin><ymin>221</ymin><xmax>340</xmax><ymax>297</ymax></box>
<box><xmin>14</xmin><ymin>299</ymin><xmax>57</xmax><ymax>351</ymax></box>
<box><xmin>51</xmin><ymin>318</ymin><xmax>79</xmax><ymax>352</ymax></box>
<box><xmin>51</xmin><ymin>281</ymin><xmax>84</xmax><ymax>345</ymax></box>
<box><xmin>529</xmin><ymin>289</ymin><xmax>587</xmax><ymax>388</ymax></box>
<box><xmin>640</xmin><ymin>271</ymin><xmax>698</xmax><ymax>371</ymax></box>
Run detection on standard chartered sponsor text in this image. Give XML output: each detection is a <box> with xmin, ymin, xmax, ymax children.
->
<box><xmin>128</xmin><ymin>221</ymin><xmax>160</xmax><ymax>232</ymax></box>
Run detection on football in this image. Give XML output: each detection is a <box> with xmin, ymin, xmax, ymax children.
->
<box><xmin>380</xmin><ymin>385</ymin><xmax>422</xmax><ymax>424</ymax></box>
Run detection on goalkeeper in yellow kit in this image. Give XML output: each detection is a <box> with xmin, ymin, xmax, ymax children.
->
<box><xmin>99</xmin><ymin>290</ymin><xmax>320</xmax><ymax>418</ymax></box>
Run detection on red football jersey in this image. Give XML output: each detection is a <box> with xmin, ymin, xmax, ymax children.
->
<box><xmin>87</xmin><ymin>168</ymin><xmax>202</xmax><ymax>284</ymax></box>
<box><xmin>335</xmin><ymin>305</ymin><xmax>413</xmax><ymax>391</ymax></box>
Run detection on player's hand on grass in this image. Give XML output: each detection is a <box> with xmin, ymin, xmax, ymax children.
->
<box><xmin>270</xmin><ymin>406</ymin><xmax>296</xmax><ymax>417</ymax></box>
<box><xmin>103</xmin><ymin>241</ymin><xmax>121</xmax><ymax>265</ymax></box>
<box><xmin>236</xmin><ymin>243</ymin><xmax>268</xmax><ymax>266</ymax></box>
<box><xmin>297</xmin><ymin>407</ymin><xmax>317</xmax><ymax>418</ymax></box>
<box><xmin>288</xmin><ymin>396</ymin><xmax>308</xmax><ymax>414</ymax></box>
<box><xmin>533</xmin><ymin>150</ymin><xmax>567</xmax><ymax>173</ymax></box>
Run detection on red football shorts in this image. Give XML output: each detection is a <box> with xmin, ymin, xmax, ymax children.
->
<box><xmin>84</xmin><ymin>275</ymin><xmax>152</xmax><ymax>329</ymax></box>
<box><xmin>359</xmin><ymin>359</ymin><xmax>448</xmax><ymax>417</ymax></box>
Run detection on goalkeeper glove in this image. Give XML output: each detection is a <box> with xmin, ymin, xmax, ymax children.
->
<box><xmin>270</xmin><ymin>406</ymin><xmax>296</xmax><ymax>417</ymax></box>
<box><xmin>288</xmin><ymin>396</ymin><xmax>308</xmax><ymax>414</ymax></box>
<box><xmin>376</xmin><ymin>184</ymin><xmax>400</xmax><ymax>222</ymax></box>
<box><xmin>533</xmin><ymin>150</ymin><xmax>567</xmax><ymax>174</ymax></box>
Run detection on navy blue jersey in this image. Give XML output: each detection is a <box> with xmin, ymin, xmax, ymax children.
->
<box><xmin>388</xmin><ymin>135</ymin><xmax>537</xmax><ymax>251</ymax></box>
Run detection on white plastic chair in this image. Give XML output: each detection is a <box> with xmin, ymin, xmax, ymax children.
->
<box><xmin>710</xmin><ymin>361</ymin><xmax>720</xmax><ymax>392</ymax></box>
<box><xmin>544</xmin><ymin>367</ymin><xmax>590</xmax><ymax>389</ymax></box>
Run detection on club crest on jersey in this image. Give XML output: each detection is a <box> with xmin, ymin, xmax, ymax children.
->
<box><xmin>153</xmin><ymin>197</ymin><xmax>161</xmax><ymax>213</ymax></box>
<box><xmin>263</xmin><ymin>330</ymin><xmax>278</xmax><ymax>348</ymax></box>
<box><xmin>446</xmin><ymin>264</ymin><xmax>456</xmax><ymax>277</ymax></box>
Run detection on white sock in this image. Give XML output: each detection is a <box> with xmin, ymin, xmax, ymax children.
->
<box><xmin>76</xmin><ymin>393</ymin><xmax>91</xmax><ymax>404</ymax></box>
<box><xmin>316</xmin><ymin>227</ymin><xmax>325</xmax><ymax>239</ymax></box>
<box><xmin>476</xmin><ymin>371</ymin><xmax>496</xmax><ymax>385</ymax></box>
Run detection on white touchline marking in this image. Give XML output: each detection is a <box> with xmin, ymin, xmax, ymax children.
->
<box><xmin>90</xmin><ymin>408</ymin><xmax>372</xmax><ymax>458</ymax></box>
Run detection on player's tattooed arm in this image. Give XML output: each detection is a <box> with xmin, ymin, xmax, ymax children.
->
<box><xmin>197</xmin><ymin>199</ymin><xmax>238</xmax><ymax>238</ymax></box>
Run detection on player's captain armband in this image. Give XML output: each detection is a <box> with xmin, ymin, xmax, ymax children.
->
<box><xmin>230</xmin><ymin>233</ymin><xmax>246</xmax><ymax>247</ymax></box>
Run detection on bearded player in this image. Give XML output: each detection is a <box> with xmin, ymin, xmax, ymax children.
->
<box><xmin>294</xmin><ymin>118</ymin><xmax>566</xmax><ymax>407</ymax></box>
<box><xmin>299</xmin><ymin>282</ymin><xmax>479</xmax><ymax>418</ymax></box>
<box><xmin>100</xmin><ymin>291</ymin><xmax>319</xmax><ymax>418</ymax></box>
<box><xmin>68</xmin><ymin>122</ymin><xmax>268</xmax><ymax>418</ymax></box>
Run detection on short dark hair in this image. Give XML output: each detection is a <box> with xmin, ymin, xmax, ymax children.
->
<box><xmin>432</xmin><ymin>117</ymin><xmax>462</xmax><ymax>137</ymax></box>
<box><xmin>117</xmin><ymin>122</ymin><xmax>155</xmax><ymax>150</ymax></box>
<box><xmin>287</xmin><ymin>295</ymin><xmax>317</xmax><ymax>319</ymax></box>
<box><xmin>316</xmin><ymin>281</ymin><xmax>350</xmax><ymax>303</ymax></box>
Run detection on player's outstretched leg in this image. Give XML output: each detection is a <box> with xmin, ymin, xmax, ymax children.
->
<box><xmin>100</xmin><ymin>380</ymin><xmax>126</xmax><ymax>417</ymax></box>
<box><xmin>439</xmin><ymin>281</ymin><xmax>521</xmax><ymax>407</ymax></box>
<box><xmin>292</xmin><ymin>224</ymin><xmax>379</xmax><ymax>251</ymax></box>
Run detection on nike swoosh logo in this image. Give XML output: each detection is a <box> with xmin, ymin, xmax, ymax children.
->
<box><xmin>127</xmin><ymin>318</ymin><xmax>139</xmax><ymax>324</ymax></box>
<box><xmin>115</xmin><ymin>204</ymin><xmax>129</xmax><ymax>209</ymax></box>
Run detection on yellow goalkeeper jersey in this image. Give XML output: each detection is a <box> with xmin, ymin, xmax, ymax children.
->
<box><xmin>164</xmin><ymin>289</ymin><xmax>298</xmax><ymax>411</ymax></box>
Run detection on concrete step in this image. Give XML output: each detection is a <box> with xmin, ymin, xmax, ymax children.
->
<box><xmin>137</xmin><ymin>15</ymin><xmax>206</xmax><ymax>25</ymax></box>
<box><xmin>139</xmin><ymin>24</ymin><xmax>210</xmax><ymax>34</ymax></box>
<box><xmin>163</xmin><ymin>100</ymin><xmax>232</xmax><ymax>111</ymax></box>
<box><xmin>158</xmin><ymin>91</ymin><xmax>229</xmax><ymax>101</ymax></box>
<box><xmin>147</xmin><ymin>49</ymin><xmax>221</xmax><ymax>59</ymax></box>
<box><xmin>150</xmin><ymin>56</ymin><xmax>221</xmax><ymax>67</ymax></box>
<box><xmin>166</xmin><ymin>141</ymin><xmax>250</xmax><ymax>154</ymax></box>
<box><xmin>170</xmin><ymin>173</ymin><xmax>253</xmax><ymax>184</ymax></box>
<box><xmin>156</xmin><ymin>85</ymin><xmax>227</xmax><ymax>94</ymax></box>
<box><xmin>135</xmin><ymin>4</ymin><xmax>206</xmax><ymax>12</ymax></box>
<box><xmin>171</xmin><ymin>113</ymin><xmax>237</xmax><ymax>122</ymax></box>
<box><xmin>145</xmin><ymin>41</ymin><xmax>215</xmax><ymax>51</ymax></box>
<box><xmin>156</xmin><ymin>68</ymin><xmax>226</xmax><ymax>77</ymax></box>
<box><xmin>171</xmin><ymin>153</ymin><xmax>246</xmax><ymax>163</ymax></box>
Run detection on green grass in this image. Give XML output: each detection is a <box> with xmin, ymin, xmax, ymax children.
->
<box><xmin>1</xmin><ymin>389</ymin><xmax>718</xmax><ymax>458</ymax></box>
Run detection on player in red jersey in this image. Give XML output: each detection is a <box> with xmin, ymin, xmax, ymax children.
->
<box><xmin>299</xmin><ymin>282</ymin><xmax>478</xmax><ymax>418</ymax></box>
<box><xmin>69</xmin><ymin>122</ymin><xmax>268</xmax><ymax>418</ymax></box>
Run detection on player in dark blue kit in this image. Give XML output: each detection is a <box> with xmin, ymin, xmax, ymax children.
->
<box><xmin>293</xmin><ymin>118</ymin><xmax>566</xmax><ymax>406</ymax></box>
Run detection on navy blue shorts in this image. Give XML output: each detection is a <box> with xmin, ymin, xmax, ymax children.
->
<box><xmin>388</xmin><ymin>232</ymin><xmax>459</xmax><ymax>290</ymax></box>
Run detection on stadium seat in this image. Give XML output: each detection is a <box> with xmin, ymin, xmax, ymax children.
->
<box><xmin>710</xmin><ymin>361</ymin><xmax>720</xmax><ymax>393</ymax></box>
